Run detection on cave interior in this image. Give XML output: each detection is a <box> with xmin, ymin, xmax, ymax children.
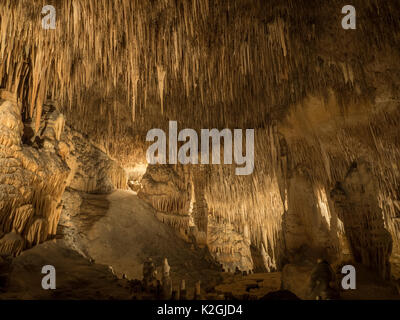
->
<box><xmin>0</xmin><ymin>0</ymin><xmax>400</xmax><ymax>300</ymax></box>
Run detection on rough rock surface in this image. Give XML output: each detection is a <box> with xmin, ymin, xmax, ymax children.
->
<box><xmin>57</xmin><ymin>189</ymin><xmax>85</xmax><ymax>256</ymax></box>
<box><xmin>207</xmin><ymin>216</ymin><xmax>253</xmax><ymax>273</ymax></box>
<box><xmin>139</xmin><ymin>165</ymin><xmax>191</xmax><ymax>215</ymax></box>
<box><xmin>0</xmin><ymin>93</ymin><xmax>127</xmax><ymax>257</ymax></box>
<box><xmin>0</xmin><ymin>95</ymin><xmax>70</xmax><ymax>256</ymax></box>
<box><xmin>138</xmin><ymin>165</ymin><xmax>192</xmax><ymax>240</ymax></box>
<box><xmin>331</xmin><ymin>161</ymin><xmax>393</xmax><ymax>280</ymax></box>
<box><xmin>63</xmin><ymin>127</ymin><xmax>127</xmax><ymax>194</ymax></box>
<box><xmin>138</xmin><ymin>165</ymin><xmax>256</xmax><ymax>271</ymax></box>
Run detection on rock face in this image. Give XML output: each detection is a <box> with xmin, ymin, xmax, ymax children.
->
<box><xmin>137</xmin><ymin>164</ymin><xmax>246</xmax><ymax>271</ymax></box>
<box><xmin>138</xmin><ymin>165</ymin><xmax>192</xmax><ymax>240</ymax></box>
<box><xmin>0</xmin><ymin>95</ymin><xmax>70</xmax><ymax>256</ymax></box>
<box><xmin>283</xmin><ymin>173</ymin><xmax>344</xmax><ymax>262</ymax></box>
<box><xmin>0</xmin><ymin>93</ymin><xmax>127</xmax><ymax>257</ymax></box>
<box><xmin>139</xmin><ymin>165</ymin><xmax>191</xmax><ymax>215</ymax></box>
<box><xmin>57</xmin><ymin>189</ymin><xmax>84</xmax><ymax>256</ymax></box>
<box><xmin>331</xmin><ymin>161</ymin><xmax>393</xmax><ymax>280</ymax></box>
<box><xmin>64</xmin><ymin>127</ymin><xmax>127</xmax><ymax>194</ymax></box>
<box><xmin>138</xmin><ymin>165</ymin><xmax>256</xmax><ymax>272</ymax></box>
<box><xmin>207</xmin><ymin>216</ymin><xmax>253</xmax><ymax>273</ymax></box>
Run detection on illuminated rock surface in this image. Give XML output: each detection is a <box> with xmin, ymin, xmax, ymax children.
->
<box><xmin>0</xmin><ymin>0</ymin><xmax>400</xmax><ymax>300</ymax></box>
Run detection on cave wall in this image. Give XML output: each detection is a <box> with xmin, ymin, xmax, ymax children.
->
<box><xmin>331</xmin><ymin>161</ymin><xmax>393</xmax><ymax>280</ymax></box>
<box><xmin>0</xmin><ymin>91</ymin><xmax>127</xmax><ymax>257</ymax></box>
<box><xmin>139</xmin><ymin>98</ymin><xmax>400</xmax><ymax>277</ymax></box>
<box><xmin>0</xmin><ymin>93</ymin><xmax>70</xmax><ymax>255</ymax></box>
<box><xmin>138</xmin><ymin>164</ymin><xmax>192</xmax><ymax>241</ymax></box>
<box><xmin>279</xmin><ymin>90</ymin><xmax>400</xmax><ymax>278</ymax></box>
<box><xmin>63</xmin><ymin>127</ymin><xmax>127</xmax><ymax>194</ymax></box>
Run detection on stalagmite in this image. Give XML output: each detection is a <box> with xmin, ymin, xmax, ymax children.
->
<box><xmin>143</xmin><ymin>258</ymin><xmax>157</xmax><ymax>288</ymax></box>
<box><xmin>161</xmin><ymin>258</ymin><xmax>172</xmax><ymax>300</ymax></box>
<box><xmin>179</xmin><ymin>280</ymin><xmax>187</xmax><ymax>300</ymax></box>
<box><xmin>193</xmin><ymin>281</ymin><xmax>201</xmax><ymax>300</ymax></box>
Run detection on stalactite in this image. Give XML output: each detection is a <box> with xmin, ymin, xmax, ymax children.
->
<box><xmin>157</xmin><ymin>65</ymin><xmax>167</xmax><ymax>115</ymax></box>
<box><xmin>131</xmin><ymin>68</ymin><xmax>140</xmax><ymax>122</ymax></box>
<box><xmin>1</xmin><ymin>0</ymin><xmax>397</xmax><ymax>148</ymax></box>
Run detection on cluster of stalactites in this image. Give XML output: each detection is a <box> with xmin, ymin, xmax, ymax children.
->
<box><xmin>203</xmin><ymin>128</ymin><xmax>286</xmax><ymax>268</ymax></box>
<box><xmin>1</xmin><ymin>0</ymin><xmax>399</xmax><ymax>147</ymax></box>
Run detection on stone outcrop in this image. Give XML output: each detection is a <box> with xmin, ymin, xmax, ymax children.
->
<box><xmin>57</xmin><ymin>189</ymin><xmax>84</xmax><ymax>255</ymax></box>
<box><xmin>0</xmin><ymin>92</ymin><xmax>127</xmax><ymax>257</ymax></box>
<box><xmin>207</xmin><ymin>216</ymin><xmax>254</xmax><ymax>273</ymax></box>
<box><xmin>0</xmin><ymin>94</ymin><xmax>70</xmax><ymax>256</ymax></box>
<box><xmin>138</xmin><ymin>164</ymin><xmax>256</xmax><ymax>272</ymax></box>
<box><xmin>63</xmin><ymin>127</ymin><xmax>127</xmax><ymax>194</ymax></box>
<box><xmin>138</xmin><ymin>165</ymin><xmax>192</xmax><ymax>239</ymax></box>
<box><xmin>139</xmin><ymin>165</ymin><xmax>191</xmax><ymax>215</ymax></box>
<box><xmin>331</xmin><ymin>161</ymin><xmax>393</xmax><ymax>280</ymax></box>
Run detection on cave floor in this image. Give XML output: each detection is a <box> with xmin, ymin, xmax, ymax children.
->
<box><xmin>0</xmin><ymin>240</ymin><xmax>133</xmax><ymax>300</ymax></box>
<box><xmin>65</xmin><ymin>190</ymin><xmax>223</xmax><ymax>290</ymax></box>
<box><xmin>0</xmin><ymin>190</ymin><xmax>224</xmax><ymax>299</ymax></box>
<box><xmin>1</xmin><ymin>190</ymin><xmax>399</xmax><ymax>300</ymax></box>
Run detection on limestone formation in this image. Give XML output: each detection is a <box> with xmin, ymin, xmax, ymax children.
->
<box><xmin>1</xmin><ymin>0</ymin><xmax>400</xmax><ymax>300</ymax></box>
<box><xmin>207</xmin><ymin>216</ymin><xmax>254</xmax><ymax>273</ymax></box>
<box><xmin>0</xmin><ymin>96</ymin><xmax>70</xmax><ymax>256</ymax></box>
<box><xmin>179</xmin><ymin>280</ymin><xmax>187</xmax><ymax>300</ymax></box>
<box><xmin>63</xmin><ymin>127</ymin><xmax>127</xmax><ymax>194</ymax></box>
<box><xmin>143</xmin><ymin>258</ymin><xmax>157</xmax><ymax>288</ymax></box>
<box><xmin>331</xmin><ymin>161</ymin><xmax>393</xmax><ymax>280</ymax></box>
<box><xmin>139</xmin><ymin>165</ymin><xmax>191</xmax><ymax>215</ymax></box>
<box><xmin>193</xmin><ymin>281</ymin><xmax>202</xmax><ymax>300</ymax></box>
<box><xmin>138</xmin><ymin>165</ymin><xmax>192</xmax><ymax>239</ymax></box>
<box><xmin>161</xmin><ymin>258</ymin><xmax>172</xmax><ymax>300</ymax></box>
<box><xmin>308</xmin><ymin>260</ymin><xmax>339</xmax><ymax>300</ymax></box>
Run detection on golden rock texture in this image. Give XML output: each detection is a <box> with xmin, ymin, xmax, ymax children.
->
<box><xmin>0</xmin><ymin>95</ymin><xmax>127</xmax><ymax>256</ymax></box>
<box><xmin>0</xmin><ymin>96</ymin><xmax>69</xmax><ymax>255</ymax></box>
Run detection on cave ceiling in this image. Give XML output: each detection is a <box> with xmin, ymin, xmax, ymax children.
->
<box><xmin>1</xmin><ymin>0</ymin><xmax>398</xmax><ymax>141</ymax></box>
